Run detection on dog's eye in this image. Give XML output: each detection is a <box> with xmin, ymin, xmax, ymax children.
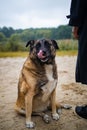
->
<box><xmin>44</xmin><ymin>41</ymin><xmax>50</xmax><ymax>48</ymax></box>
<box><xmin>36</xmin><ymin>43</ymin><xmax>41</xmax><ymax>49</ymax></box>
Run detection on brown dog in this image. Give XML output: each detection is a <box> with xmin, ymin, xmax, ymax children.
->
<box><xmin>15</xmin><ymin>39</ymin><xmax>70</xmax><ymax>128</ymax></box>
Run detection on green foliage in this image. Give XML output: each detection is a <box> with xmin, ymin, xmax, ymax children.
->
<box><xmin>0</xmin><ymin>32</ymin><xmax>6</xmax><ymax>41</ymax></box>
<box><xmin>0</xmin><ymin>26</ymin><xmax>15</xmax><ymax>37</ymax></box>
<box><xmin>0</xmin><ymin>32</ymin><xmax>7</xmax><ymax>51</ymax></box>
<box><xmin>51</xmin><ymin>25</ymin><xmax>72</xmax><ymax>39</ymax></box>
<box><xmin>58</xmin><ymin>39</ymin><xmax>78</xmax><ymax>50</ymax></box>
<box><xmin>57</xmin><ymin>25</ymin><xmax>72</xmax><ymax>39</ymax></box>
<box><xmin>0</xmin><ymin>25</ymin><xmax>74</xmax><ymax>52</ymax></box>
<box><xmin>0</xmin><ymin>25</ymin><xmax>72</xmax><ymax>40</ymax></box>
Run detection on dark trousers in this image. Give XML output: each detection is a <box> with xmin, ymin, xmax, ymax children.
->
<box><xmin>75</xmin><ymin>19</ymin><xmax>87</xmax><ymax>84</ymax></box>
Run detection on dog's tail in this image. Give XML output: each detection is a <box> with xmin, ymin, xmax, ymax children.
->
<box><xmin>14</xmin><ymin>104</ymin><xmax>26</xmax><ymax>115</ymax></box>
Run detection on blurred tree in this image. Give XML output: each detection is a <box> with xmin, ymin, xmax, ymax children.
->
<box><xmin>0</xmin><ymin>32</ymin><xmax>6</xmax><ymax>41</ymax></box>
<box><xmin>51</xmin><ymin>25</ymin><xmax>72</xmax><ymax>39</ymax></box>
<box><xmin>7</xmin><ymin>34</ymin><xmax>22</xmax><ymax>51</ymax></box>
<box><xmin>0</xmin><ymin>26</ymin><xmax>15</xmax><ymax>37</ymax></box>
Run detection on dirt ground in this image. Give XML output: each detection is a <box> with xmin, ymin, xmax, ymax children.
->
<box><xmin>0</xmin><ymin>56</ymin><xmax>87</xmax><ymax>130</ymax></box>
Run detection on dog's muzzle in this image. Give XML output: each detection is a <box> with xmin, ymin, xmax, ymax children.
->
<box><xmin>37</xmin><ymin>50</ymin><xmax>48</xmax><ymax>62</ymax></box>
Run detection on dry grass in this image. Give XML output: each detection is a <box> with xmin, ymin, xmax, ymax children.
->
<box><xmin>0</xmin><ymin>51</ymin><xmax>28</xmax><ymax>57</ymax></box>
<box><xmin>0</xmin><ymin>50</ymin><xmax>77</xmax><ymax>58</ymax></box>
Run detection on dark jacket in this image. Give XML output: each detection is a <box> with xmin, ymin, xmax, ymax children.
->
<box><xmin>67</xmin><ymin>0</ymin><xmax>86</xmax><ymax>27</ymax></box>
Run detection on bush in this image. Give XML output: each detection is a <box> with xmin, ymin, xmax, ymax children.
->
<box><xmin>57</xmin><ymin>39</ymin><xmax>78</xmax><ymax>50</ymax></box>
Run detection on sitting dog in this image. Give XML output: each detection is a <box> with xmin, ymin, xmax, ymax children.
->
<box><xmin>15</xmin><ymin>39</ymin><xmax>70</xmax><ymax>128</ymax></box>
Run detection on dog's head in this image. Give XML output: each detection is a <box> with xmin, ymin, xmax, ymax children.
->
<box><xmin>26</xmin><ymin>39</ymin><xmax>59</xmax><ymax>63</ymax></box>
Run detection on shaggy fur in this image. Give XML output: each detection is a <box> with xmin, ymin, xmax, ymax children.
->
<box><xmin>15</xmin><ymin>39</ymin><xmax>69</xmax><ymax>128</ymax></box>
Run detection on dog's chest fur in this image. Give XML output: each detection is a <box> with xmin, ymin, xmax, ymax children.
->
<box><xmin>33</xmin><ymin>64</ymin><xmax>57</xmax><ymax>112</ymax></box>
<box><xmin>45</xmin><ymin>64</ymin><xmax>54</xmax><ymax>81</ymax></box>
<box><xmin>40</xmin><ymin>64</ymin><xmax>57</xmax><ymax>102</ymax></box>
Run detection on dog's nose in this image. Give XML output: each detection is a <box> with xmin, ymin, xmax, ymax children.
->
<box><xmin>42</xmin><ymin>51</ymin><xmax>46</xmax><ymax>56</ymax></box>
<box><xmin>37</xmin><ymin>50</ymin><xmax>46</xmax><ymax>59</ymax></box>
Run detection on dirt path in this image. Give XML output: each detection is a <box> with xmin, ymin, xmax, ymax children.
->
<box><xmin>0</xmin><ymin>56</ymin><xmax>87</xmax><ymax>130</ymax></box>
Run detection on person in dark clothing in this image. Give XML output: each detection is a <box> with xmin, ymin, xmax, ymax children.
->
<box><xmin>67</xmin><ymin>0</ymin><xmax>87</xmax><ymax>119</ymax></box>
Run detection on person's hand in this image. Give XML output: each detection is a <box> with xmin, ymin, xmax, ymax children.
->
<box><xmin>72</xmin><ymin>26</ymin><xmax>79</xmax><ymax>39</ymax></box>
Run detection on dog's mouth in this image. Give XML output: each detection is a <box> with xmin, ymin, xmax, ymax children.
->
<box><xmin>40</xmin><ymin>57</ymin><xmax>48</xmax><ymax>62</ymax></box>
<box><xmin>37</xmin><ymin>50</ymin><xmax>49</xmax><ymax>62</ymax></box>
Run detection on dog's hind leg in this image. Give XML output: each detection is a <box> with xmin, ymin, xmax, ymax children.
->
<box><xmin>56</xmin><ymin>102</ymin><xmax>72</xmax><ymax>114</ymax></box>
<box><xmin>32</xmin><ymin>112</ymin><xmax>51</xmax><ymax>124</ymax></box>
<box><xmin>42</xmin><ymin>114</ymin><xmax>51</xmax><ymax>123</ymax></box>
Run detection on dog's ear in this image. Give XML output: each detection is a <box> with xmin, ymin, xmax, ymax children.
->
<box><xmin>51</xmin><ymin>40</ymin><xmax>59</xmax><ymax>50</ymax></box>
<box><xmin>26</xmin><ymin>40</ymin><xmax>34</xmax><ymax>47</ymax></box>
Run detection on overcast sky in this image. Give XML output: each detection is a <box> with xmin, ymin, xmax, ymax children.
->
<box><xmin>0</xmin><ymin>0</ymin><xmax>71</xmax><ymax>29</ymax></box>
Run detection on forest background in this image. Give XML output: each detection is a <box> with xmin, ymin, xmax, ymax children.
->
<box><xmin>0</xmin><ymin>25</ymin><xmax>78</xmax><ymax>56</ymax></box>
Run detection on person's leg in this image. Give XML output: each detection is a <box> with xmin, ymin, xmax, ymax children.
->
<box><xmin>76</xmin><ymin>20</ymin><xmax>87</xmax><ymax>84</ymax></box>
<box><xmin>75</xmin><ymin>53</ymin><xmax>81</xmax><ymax>82</ymax></box>
<box><xmin>79</xmin><ymin>39</ymin><xmax>87</xmax><ymax>84</ymax></box>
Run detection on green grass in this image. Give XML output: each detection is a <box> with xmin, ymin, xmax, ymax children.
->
<box><xmin>0</xmin><ymin>50</ymin><xmax>77</xmax><ymax>58</ymax></box>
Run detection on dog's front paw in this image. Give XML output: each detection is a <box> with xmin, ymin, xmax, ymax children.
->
<box><xmin>43</xmin><ymin>114</ymin><xmax>51</xmax><ymax>123</ymax></box>
<box><xmin>52</xmin><ymin>113</ymin><xmax>59</xmax><ymax>120</ymax></box>
<box><xmin>26</xmin><ymin>121</ymin><xmax>35</xmax><ymax>128</ymax></box>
